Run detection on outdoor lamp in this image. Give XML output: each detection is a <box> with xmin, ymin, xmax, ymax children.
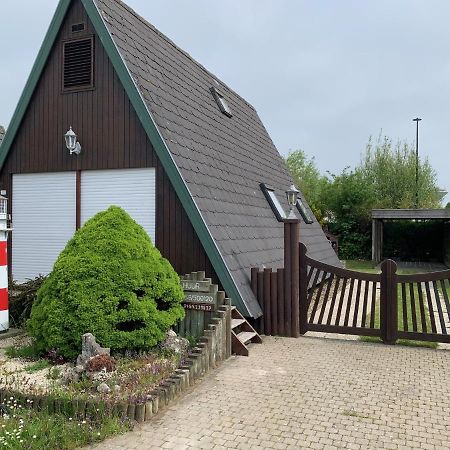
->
<box><xmin>286</xmin><ymin>184</ymin><xmax>299</xmax><ymax>219</ymax></box>
<box><xmin>286</xmin><ymin>184</ymin><xmax>299</xmax><ymax>206</ymax></box>
<box><xmin>64</xmin><ymin>126</ymin><xmax>82</xmax><ymax>155</ymax></box>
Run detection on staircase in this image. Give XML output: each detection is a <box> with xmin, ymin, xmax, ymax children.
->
<box><xmin>231</xmin><ymin>307</ymin><xmax>262</xmax><ymax>356</ymax></box>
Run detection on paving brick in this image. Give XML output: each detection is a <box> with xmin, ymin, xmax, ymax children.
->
<box><xmin>88</xmin><ymin>336</ymin><xmax>450</xmax><ymax>450</ymax></box>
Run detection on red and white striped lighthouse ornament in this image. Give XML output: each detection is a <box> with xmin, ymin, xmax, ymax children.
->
<box><xmin>0</xmin><ymin>192</ymin><xmax>12</xmax><ymax>332</ymax></box>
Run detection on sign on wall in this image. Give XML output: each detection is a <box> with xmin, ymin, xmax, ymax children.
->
<box><xmin>181</xmin><ymin>275</ymin><xmax>217</xmax><ymax>312</ymax></box>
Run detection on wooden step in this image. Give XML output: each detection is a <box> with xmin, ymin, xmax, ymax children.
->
<box><xmin>230</xmin><ymin>306</ymin><xmax>262</xmax><ymax>356</ymax></box>
<box><xmin>237</xmin><ymin>331</ymin><xmax>257</xmax><ymax>344</ymax></box>
<box><xmin>231</xmin><ymin>318</ymin><xmax>246</xmax><ymax>329</ymax></box>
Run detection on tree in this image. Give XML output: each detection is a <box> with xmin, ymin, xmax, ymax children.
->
<box><xmin>324</xmin><ymin>169</ymin><xmax>374</xmax><ymax>259</ymax></box>
<box><xmin>325</xmin><ymin>134</ymin><xmax>442</xmax><ymax>259</ymax></box>
<box><xmin>286</xmin><ymin>135</ymin><xmax>442</xmax><ymax>260</ymax></box>
<box><xmin>361</xmin><ymin>135</ymin><xmax>440</xmax><ymax>209</ymax></box>
<box><xmin>28</xmin><ymin>206</ymin><xmax>185</xmax><ymax>359</ymax></box>
<box><xmin>285</xmin><ymin>150</ymin><xmax>329</xmax><ymax>223</ymax></box>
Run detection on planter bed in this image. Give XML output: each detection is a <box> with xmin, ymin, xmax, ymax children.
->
<box><xmin>0</xmin><ymin>334</ymin><xmax>182</xmax><ymax>422</ymax></box>
<box><xmin>0</xmin><ymin>308</ymin><xmax>230</xmax><ymax>424</ymax></box>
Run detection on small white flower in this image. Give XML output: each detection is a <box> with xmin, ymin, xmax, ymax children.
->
<box><xmin>33</xmin><ymin>435</ymin><xmax>37</xmax><ymax>439</ymax></box>
<box><xmin>69</xmin><ymin>417</ymin><xmax>72</xmax><ymax>421</ymax></box>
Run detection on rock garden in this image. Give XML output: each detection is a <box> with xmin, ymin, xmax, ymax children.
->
<box><xmin>0</xmin><ymin>207</ymin><xmax>195</xmax><ymax>449</ymax></box>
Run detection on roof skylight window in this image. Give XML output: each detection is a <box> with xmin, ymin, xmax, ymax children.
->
<box><xmin>296</xmin><ymin>198</ymin><xmax>314</xmax><ymax>224</ymax></box>
<box><xmin>260</xmin><ymin>184</ymin><xmax>286</xmax><ymax>222</ymax></box>
<box><xmin>210</xmin><ymin>87</ymin><xmax>233</xmax><ymax>118</ymax></box>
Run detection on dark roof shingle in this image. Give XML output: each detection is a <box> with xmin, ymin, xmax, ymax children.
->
<box><xmin>94</xmin><ymin>0</ymin><xmax>341</xmax><ymax>316</ymax></box>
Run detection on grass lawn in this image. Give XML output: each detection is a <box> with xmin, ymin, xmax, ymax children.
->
<box><xmin>344</xmin><ymin>260</ymin><xmax>378</xmax><ymax>273</ymax></box>
<box><xmin>345</xmin><ymin>260</ymin><xmax>438</xmax><ymax>348</ymax></box>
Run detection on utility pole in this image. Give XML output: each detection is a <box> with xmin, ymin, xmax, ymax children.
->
<box><xmin>413</xmin><ymin>117</ymin><xmax>422</xmax><ymax>208</ymax></box>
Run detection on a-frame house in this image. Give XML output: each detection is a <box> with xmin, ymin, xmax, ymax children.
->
<box><xmin>0</xmin><ymin>0</ymin><xmax>340</xmax><ymax>318</ymax></box>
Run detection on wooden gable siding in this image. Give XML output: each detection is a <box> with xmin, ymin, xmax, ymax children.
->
<box><xmin>0</xmin><ymin>0</ymin><xmax>218</xmax><ymax>283</ymax></box>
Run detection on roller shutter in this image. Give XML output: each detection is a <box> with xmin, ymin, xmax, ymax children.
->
<box><xmin>12</xmin><ymin>172</ymin><xmax>76</xmax><ymax>282</ymax></box>
<box><xmin>80</xmin><ymin>168</ymin><xmax>156</xmax><ymax>243</ymax></box>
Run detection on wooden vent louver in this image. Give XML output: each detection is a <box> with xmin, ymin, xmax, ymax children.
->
<box><xmin>63</xmin><ymin>37</ymin><xmax>94</xmax><ymax>90</ymax></box>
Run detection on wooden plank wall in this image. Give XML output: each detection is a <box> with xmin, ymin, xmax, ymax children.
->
<box><xmin>0</xmin><ymin>0</ymin><xmax>219</xmax><ymax>285</ymax></box>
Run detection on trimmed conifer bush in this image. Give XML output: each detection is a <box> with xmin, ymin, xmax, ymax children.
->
<box><xmin>27</xmin><ymin>206</ymin><xmax>185</xmax><ymax>359</ymax></box>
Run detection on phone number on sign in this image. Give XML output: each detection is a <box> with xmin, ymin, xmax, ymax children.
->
<box><xmin>183</xmin><ymin>303</ymin><xmax>213</xmax><ymax>311</ymax></box>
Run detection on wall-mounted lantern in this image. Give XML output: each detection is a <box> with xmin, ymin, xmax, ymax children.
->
<box><xmin>64</xmin><ymin>126</ymin><xmax>82</xmax><ymax>155</ymax></box>
<box><xmin>286</xmin><ymin>184</ymin><xmax>299</xmax><ymax>219</ymax></box>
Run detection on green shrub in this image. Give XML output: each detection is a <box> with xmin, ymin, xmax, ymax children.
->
<box><xmin>27</xmin><ymin>206</ymin><xmax>185</xmax><ymax>359</ymax></box>
<box><xmin>9</xmin><ymin>275</ymin><xmax>47</xmax><ymax>327</ymax></box>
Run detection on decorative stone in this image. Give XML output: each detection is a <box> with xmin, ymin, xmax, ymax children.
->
<box><xmin>86</xmin><ymin>369</ymin><xmax>114</xmax><ymax>382</ymax></box>
<box><xmin>76</xmin><ymin>333</ymin><xmax>110</xmax><ymax>368</ymax></box>
<box><xmin>62</xmin><ymin>367</ymin><xmax>80</xmax><ymax>384</ymax></box>
<box><xmin>160</xmin><ymin>330</ymin><xmax>189</xmax><ymax>355</ymax></box>
<box><xmin>97</xmin><ymin>382</ymin><xmax>111</xmax><ymax>394</ymax></box>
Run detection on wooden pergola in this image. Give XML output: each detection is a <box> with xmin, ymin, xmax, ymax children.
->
<box><xmin>371</xmin><ymin>209</ymin><xmax>450</xmax><ymax>263</ymax></box>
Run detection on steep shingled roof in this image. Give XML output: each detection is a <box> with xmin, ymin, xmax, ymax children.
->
<box><xmin>93</xmin><ymin>0</ymin><xmax>341</xmax><ymax>315</ymax></box>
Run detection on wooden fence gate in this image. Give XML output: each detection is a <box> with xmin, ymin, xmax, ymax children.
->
<box><xmin>300</xmin><ymin>244</ymin><xmax>382</xmax><ymax>340</ymax></box>
<box><xmin>252</xmin><ymin>241</ymin><xmax>450</xmax><ymax>345</ymax></box>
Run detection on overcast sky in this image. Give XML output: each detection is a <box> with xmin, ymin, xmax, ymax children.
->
<box><xmin>1</xmin><ymin>1</ymin><xmax>449</xmax><ymax>200</ymax></box>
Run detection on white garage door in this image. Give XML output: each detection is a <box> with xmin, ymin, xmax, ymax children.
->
<box><xmin>12</xmin><ymin>172</ymin><xmax>76</xmax><ymax>282</ymax></box>
<box><xmin>81</xmin><ymin>168</ymin><xmax>156</xmax><ymax>243</ymax></box>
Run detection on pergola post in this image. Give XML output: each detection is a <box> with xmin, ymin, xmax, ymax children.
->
<box><xmin>372</xmin><ymin>219</ymin><xmax>383</xmax><ymax>263</ymax></box>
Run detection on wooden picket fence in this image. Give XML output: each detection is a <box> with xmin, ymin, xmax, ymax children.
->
<box><xmin>252</xmin><ymin>241</ymin><xmax>450</xmax><ymax>344</ymax></box>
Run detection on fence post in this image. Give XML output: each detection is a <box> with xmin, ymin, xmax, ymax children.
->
<box><xmin>380</xmin><ymin>259</ymin><xmax>398</xmax><ymax>344</ymax></box>
<box><xmin>270</xmin><ymin>271</ymin><xmax>278</xmax><ymax>336</ymax></box>
<box><xmin>251</xmin><ymin>268</ymin><xmax>262</xmax><ymax>334</ymax></box>
<box><xmin>299</xmin><ymin>243</ymin><xmax>308</xmax><ymax>335</ymax></box>
<box><xmin>284</xmin><ymin>218</ymin><xmax>300</xmax><ymax>338</ymax></box>
<box><xmin>263</xmin><ymin>268</ymin><xmax>272</xmax><ymax>335</ymax></box>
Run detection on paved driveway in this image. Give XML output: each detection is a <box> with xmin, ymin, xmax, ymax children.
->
<box><xmin>91</xmin><ymin>336</ymin><xmax>450</xmax><ymax>450</ymax></box>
